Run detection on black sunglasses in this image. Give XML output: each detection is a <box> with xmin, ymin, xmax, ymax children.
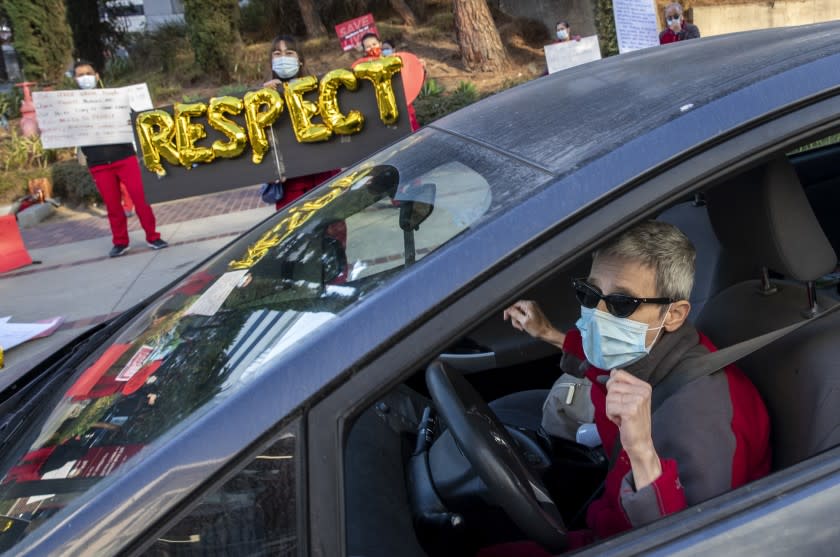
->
<box><xmin>572</xmin><ymin>278</ymin><xmax>676</xmax><ymax>318</ymax></box>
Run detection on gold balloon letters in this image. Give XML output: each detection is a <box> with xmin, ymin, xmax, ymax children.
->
<box><xmin>135</xmin><ymin>61</ymin><xmax>403</xmax><ymax>175</ymax></box>
<box><xmin>207</xmin><ymin>96</ymin><xmax>248</xmax><ymax>160</ymax></box>
<box><xmin>352</xmin><ymin>56</ymin><xmax>403</xmax><ymax>125</ymax></box>
<box><xmin>243</xmin><ymin>88</ymin><xmax>285</xmax><ymax>164</ymax></box>
<box><xmin>135</xmin><ymin>110</ymin><xmax>180</xmax><ymax>176</ymax></box>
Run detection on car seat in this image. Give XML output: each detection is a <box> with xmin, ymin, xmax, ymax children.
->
<box><xmin>696</xmin><ymin>156</ymin><xmax>840</xmax><ymax>469</ymax></box>
<box><xmin>657</xmin><ymin>196</ymin><xmax>754</xmax><ymax>321</ymax></box>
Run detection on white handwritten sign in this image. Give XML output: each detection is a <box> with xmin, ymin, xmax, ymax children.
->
<box><xmin>32</xmin><ymin>84</ymin><xmax>153</xmax><ymax>149</ymax></box>
<box><xmin>544</xmin><ymin>36</ymin><xmax>602</xmax><ymax>74</ymax></box>
<box><xmin>613</xmin><ymin>0</ymin><xmax>660</xmax><ymax>53</ymax></box>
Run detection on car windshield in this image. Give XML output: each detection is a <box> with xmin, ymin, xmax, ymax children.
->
<box><xmin>0</xmin><ymin>127</ymin><xmax>551</xmax><ymax>548</ymax></box>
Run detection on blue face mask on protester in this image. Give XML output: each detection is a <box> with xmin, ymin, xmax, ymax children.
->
<box><xmin>382</xmin><ymin>48</ymin><xmax>394</xmax><ymax>56</ymax></box>
<box><xmin>272</xmin><ymin>56</ymin><xmax>299</xmax><ymax>79</ymax></box>
<box><xmin>575</xmin><ymin>304</ymin><xmax>670</xmax><ymax>370</ymax></box>
<box><xmin>556</xmin><ymin>29</ymin><xmax>569</xmax><ymax>41</ymax></box>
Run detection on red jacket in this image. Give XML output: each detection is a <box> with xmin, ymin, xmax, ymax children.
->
<box><xmin>563</xmin><ymin>324</ymin><xmax>771</xmax><ymax>547</ymax></box>
<box><xmin>659</xmin><ymin>23</ymin><xmax>701</xmax><ymax>44</ymax></box>
<box><xmin>479</xmin><ymin>324</ymin><xmax>771</xmax><ymax>557</ymax></box>
<box><xmin>274</xmin><ymin>169</ymin><xmax>341</xmax><ymax>211</ymax></box>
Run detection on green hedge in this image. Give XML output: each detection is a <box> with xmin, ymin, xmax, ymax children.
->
<box><xmin>4</xmin><ymin>0</ymin><xmax>74</xmax><ymax>81</ymax></box>
<box><xmin>51</xmin><ymin>160</ymin><xmax>99</xmax><ymax>204</ymax></box>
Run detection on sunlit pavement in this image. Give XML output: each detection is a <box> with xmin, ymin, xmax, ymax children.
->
<box><xmin>0</xmin><ymin>185</ymin><xmax>274</xmax><ymax>379</ymax></box>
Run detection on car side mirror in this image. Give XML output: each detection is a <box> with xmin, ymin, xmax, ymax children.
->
<box><xmin>397</xmin><ymin>182</ymin><xmax>436</xmax><ymax>232</ymax></box>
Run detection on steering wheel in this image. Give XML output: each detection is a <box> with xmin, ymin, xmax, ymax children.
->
<box><xmin>425</xmin><ymin>360</ymin><xmax>567</xmax><ymax>552</ymax></box>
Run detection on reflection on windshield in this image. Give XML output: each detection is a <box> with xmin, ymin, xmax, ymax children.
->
<box><xmin>0</xmin><ymin>128</ymin><xmax>526</xmax><ymax>550</ymax></box>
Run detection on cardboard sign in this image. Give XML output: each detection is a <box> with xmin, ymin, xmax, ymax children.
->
<box><xmin>544</xmin><ymin>36</ymin><xmax>602</xmax><ymax>74</ymax></box>
<box><xmin>613</xmin><ymin>0</ymin><xmax>661</xmax><ymax>53</ymax></box>
<box><xmin>32</xmin><ymin>84</ymin><xmax>153</xmax><ymax>149</ymax></box>
<box><xmin>134</xmin><ymin>74</ymin><xmax>411</xmax><ymax>203</ymax></box>
<box><xmin>335</xmin><ymin>13</ymin><xmax>378</xmax><ymax>52</ymax></box>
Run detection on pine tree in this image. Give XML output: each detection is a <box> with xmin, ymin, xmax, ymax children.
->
<box><xmin>4</xmin><ymin>0</ymin><xmax>74</xmax><ymax>81</ymax></box>
<box><xmin>183</xmin><ymin>0</ymin><xmax>242</xmax><ymax>81</ymax></box>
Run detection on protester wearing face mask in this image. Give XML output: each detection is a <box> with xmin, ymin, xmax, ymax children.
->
<box><xmin>260</xmin><ymin>35</ymin><xmax>340</xmax><ymax>211</ymax></box>
<box><xmin>73</xmin><ymin>60</ymin><xmax>167</xmax><ymax>258</ymax></box>
<box><xmin>489</xmin><ymin>221</ymin><xmax>769</xmax><ymax>551</ymax></box>
<box><xmin>554</xmin><ymin>20</ymin><xmax>581</xmax><ymax>43</ymax></box>
<box><xmin>659</xmin><ymin>2</ymin><xmax>700</xmax><ymax>45</ymax></box>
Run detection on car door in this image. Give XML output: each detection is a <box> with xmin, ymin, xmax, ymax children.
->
<box><xmin>306</xmin><ymin>89</ymin><xmax>840</xmax><ymax>556</ymax></box>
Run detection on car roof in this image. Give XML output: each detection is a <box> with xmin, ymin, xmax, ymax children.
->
<box><xmin>434</xmin><ymin>21</ymin><xmax>840</xmax><ymax>177</ymax></box>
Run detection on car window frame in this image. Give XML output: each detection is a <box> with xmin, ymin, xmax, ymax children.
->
<box><xmin>306</xmin><ymin>92</ymin><xmax>840</xmax><ymax>557</ymax></box>
<box><xmin>123</xmin><ymin>414</ymin><xmax>307</xmax><ymax>557</ymax></box>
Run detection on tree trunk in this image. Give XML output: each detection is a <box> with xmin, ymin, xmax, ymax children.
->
<box><xmin>297</xmin><ymin>0</ymin><xmax>327</xmax><ymax>38</ymax></box>
<box><xmin>452</xmin><ymin>0</ymin><xmax>510</xmax><ymax>72</ymax></box>
<box><xmin>389</xmin><ymin>0</ymin><xmax>417</xmax><ymax>26</ymax></box>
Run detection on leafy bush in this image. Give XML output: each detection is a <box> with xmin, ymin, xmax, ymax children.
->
<box><xmin>419</xmin><ymin>77</ymin><xmax>444</xmax><ymax>98</ymax></box>
<box><xmin>0</xmin><ymin>129</ymin><xmax>49</xmax><ymax>171</ymax></box>
<box><xmin>0</xmin><ymin>88</ymin><xmax>23</xmax><ymax>119</ymax></box>
<box><xmin>51</xmin><ymin>160</ymin><xmax>99</xmax><ymax>204</ymax></box>
<box><xmin>183</xmin><ymin>0</ymin><xmax>242</xmax><ymax>81</ymax></box>
<box><xmin>414</xmin><ymin>80</ymin><xmax>480</xmax><ymax>126</ymax></box>
<box><xmin>128</xmin><ymin>22</ymin><xmax>193</xmax><ymax>76</ymax></box>
<box><xmin>594</xmin><ymin>0</ymin><xmax>619</xmax><ymax>57</ymax></box>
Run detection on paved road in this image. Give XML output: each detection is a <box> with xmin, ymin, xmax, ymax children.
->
<box><xmin>1</xmin><ymin>185</ymin><xmax>275</xmax><ymax>378</ymax></box>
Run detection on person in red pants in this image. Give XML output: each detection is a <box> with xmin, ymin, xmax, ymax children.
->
<box><xmin>73</xmin><ymin>60</ymin><xmax>167</xmax><ymax>258</ymax></box>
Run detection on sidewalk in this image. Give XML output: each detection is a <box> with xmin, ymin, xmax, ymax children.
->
<box><xmin>0</xmin><ymin>185</ymin><xmax>275</xmax><ymax>378</ymax></box>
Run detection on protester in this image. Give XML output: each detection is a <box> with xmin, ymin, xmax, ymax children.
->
<box><xmin>555</xmin><ymin>20</ymin><xmax>581</xmax><ymax>43</ymax></box>
<box><xmin>261</xmin><ymin>34</ymin><xmax>340</xmax><ymax>211</ymax></box>
<box><xmin>73</xmin><ymin>60</ymin><xmax>167</xmax><ymax>258</ymax></box>
<box><xmin>659</xmin><ymin>2</ymin><xmax>701</xmax><ymax>44</ymax></box>
<box><xmin>381</xmin><ymin>39</ymin><xmax>395</xmax><ymax>57</ymax></box>
<box><xmin>487</xmin><ymin>221</ymin><xmax>770</xmax><ymax>552</ymax></box>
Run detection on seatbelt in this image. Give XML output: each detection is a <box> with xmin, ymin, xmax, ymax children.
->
<box><xmin>605</xmin><ymin>300</ymin><xmax>840</xmax><ymax>468</ymax></box>
<box><xmin>651</xmin><ymin>300</ymin><xmax>840</xmax><ymax>412</ymax></box>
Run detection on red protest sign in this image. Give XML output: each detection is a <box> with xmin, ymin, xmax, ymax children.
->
<box><xmin>335</xmin><ymin>13</ymin><xmax>378</xmax><ymax>52</ymax></box>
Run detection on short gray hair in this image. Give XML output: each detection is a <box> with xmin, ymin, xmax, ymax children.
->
<box><xmin>593</xmin><ymin>220</ymin><xmax>695</xmax><ymax>301</ymax></box>
<box><xmin>664</xmin><ymin>2</ymin><xmax>684</xmax><ymax>16</ymax></box>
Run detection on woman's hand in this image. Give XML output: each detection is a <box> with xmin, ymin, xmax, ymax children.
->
<box><xmin>263</xmin><ymin>78</ymin><xmax>282</xmax><ymax>89</ymax></box>
<box><xmin>604</xmin><ymin>369</ymin><xmax>662</xmax><ymax>489</ymax></box>
<box><xmin>502</xmin><ymin>300</ymin><xmax>565</xmax><ymax>348</ymax></box>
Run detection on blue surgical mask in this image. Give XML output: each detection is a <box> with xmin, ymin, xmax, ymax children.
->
<box><xmin>556</xmin><ymin>30</ymin><xmax>569</xmax><ymax>41</ymax></box>
<box><xmin>381</xmin><ymin>48</ymin><xmax>394</xmax><ymax>57</ymax></box>
<box><xmin>272</xmin><ymin>56</ymin><xmax>299</xmax><ymax>79</ymax></box>
<box><xmin>575</xmin><ymin>305</ymin><xmax>669</xmax><ymax>370</ymax></box>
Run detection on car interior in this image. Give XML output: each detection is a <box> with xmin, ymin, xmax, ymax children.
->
<box><xmin>340</xmin><ymin>136</ymin><xmax>840</xmax><ymax>557</ymax></box>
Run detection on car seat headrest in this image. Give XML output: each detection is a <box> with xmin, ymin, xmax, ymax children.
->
<box><xmin>706</xmin><ymin>156</ymin><xmax>836</xmax><ymax>282</ymax></box>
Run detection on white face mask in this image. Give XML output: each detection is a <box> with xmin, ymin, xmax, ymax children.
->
<box><xmin>667</xmin><ymin>16</ymin><xmax>682</xmax><ymax>31</ymax></box>
<box><xmin>272</xmin><ymin>56</ymin><xmax>299</xmax><ymax>79</ymax></box>
<box><xmin>575</xmin><ymin>304</ymin><xmax>670</xmax><ymax>370</ymax></box>
<box><xmin>76</xmin><ymin>75</ymin><xmax>97</xmax><ymax>90</ymax></box>
<box><xmin>556</xmin><ymin>29</ymin><xmax>569</xmax><ymax>40</ymax></box>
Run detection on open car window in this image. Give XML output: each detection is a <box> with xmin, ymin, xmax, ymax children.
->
<box><xmin>0</xmin><ymin>127</ymin><xmax>550</xmax><ymax>552</ymax></box>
